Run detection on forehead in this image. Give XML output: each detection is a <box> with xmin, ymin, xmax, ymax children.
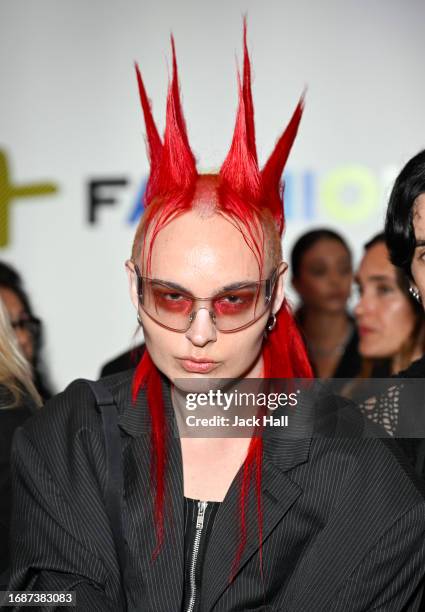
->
<box><xmin>302</xmin><ymin>239</ymin><xmax>349</xmax><ymax>264</ymax></box>
<box><xmin>144</xmin><ymin>211</ymin><xmax>265</xmax><ymax>287</ymax></box>
<box><xmin>358</xmin><ymin>242</ymin><xmax>395</xmax><ymax>280</ymax></box>
<box><xmin>0</xmin><ymin>287</ymin><xmax>25</xmax><ymax>317</ymax></box>
<box><xmin>413</xmin><ymin>194</ymin><xmax>425</xmax><ymax>238</ymax></box>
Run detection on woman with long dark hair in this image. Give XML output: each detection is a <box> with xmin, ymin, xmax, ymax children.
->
<box><xmin>385</xmin><ymin>149</ymin><xmax>425</xmax><ymax>359</ymax></box>
<box><xmin>354</xmin><ymin>232</ymin><xmax>425</xmax><ymax>377</ymax></box>
<box><xmin>358</xmin><ymin>151</ymin><xmax>425</xmax><ymax>443</ymax></box>
<box><xmin>8</xmin><ymin>29</ymin><xmax>425</xmax><ymax>611</ymax></box>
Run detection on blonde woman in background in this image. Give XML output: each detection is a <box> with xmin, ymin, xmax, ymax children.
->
<box><xmin>0</xmin><ymin>298</ymin><xmax>41</xmax><ymax>589</ymax></box>
<box><xmin>0</xmin><ymin>261</ymin><xmax>54</xmax><ymax>401</ymax></box>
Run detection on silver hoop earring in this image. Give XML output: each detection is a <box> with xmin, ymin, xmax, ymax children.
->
<box><xmin>137</xmin><ymin>313</ymin><xmax>143</xmax><ymax>326</ymax></box>
<box><xmin>266</xmin><ymin>314</ymin><xmax>277</xmax><ymax>332</ymax></box>
<box><xmin>409</xmin><ymin>286</ymin><xmax>422</xmax><ymax>303</ymax></box>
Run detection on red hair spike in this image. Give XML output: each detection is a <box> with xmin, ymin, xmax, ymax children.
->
<box><xmin>242</xmin><ymin>17</ymin><xmax>257</xmax><ymax>164</ymax></box>
<box><xmin>219</xmin><ymin>69</ymin><xmax>261</xmax><ymax>202</ymax></box>
<box><xmin>135</xmin><ymin>39</ymin><xmax>197</xmax><ymax>207</ymax></box>
<box><xmin>219</xmin><ymin>22</ymin><xmax>261</xmax><ymax>202</ymax></box>
<box><xmin>134</xmin><ymin>63</ymin><xmax>163</xmax><ymax>206</ymax></box>
<box><xmin>169</xmin><ymin>35</ymin><xmax>194</xmax><ymax>157</ymax></box>
<box><xmin>157</xmin><ymin>37</ymin><xmax>198</xmax><ymax>195</ymax></box>
<box><xmin>261</xmin><ymin>93</ymin><xmax>305</xmax><ymax>234</ymax></box>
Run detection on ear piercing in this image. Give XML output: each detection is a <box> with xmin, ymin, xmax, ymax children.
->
<box><xmin>266</xmin><ymin>314</ymin><xmax>277</xmax><ymax>331</ymax></box>
<box><xmin>409</xmin><ymin>286</ymin><xmax>422</xmax><ymax>303</ymax></box>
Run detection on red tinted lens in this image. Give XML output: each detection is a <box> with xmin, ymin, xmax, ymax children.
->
<box><xmin>151</xmin><ymin>287</ymin><xmax>193</xmax><ymax>314</ymax></box>
<box><xmin>213</xmin><ymin>289</ymin><xmax>258</xmax><ymax>316</ymax></box>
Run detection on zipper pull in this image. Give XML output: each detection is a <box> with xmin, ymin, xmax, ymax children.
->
<box><xmin>196</xmin><ymin>501</ymin><xmax>207</xmax><ymax>529</ymax></box>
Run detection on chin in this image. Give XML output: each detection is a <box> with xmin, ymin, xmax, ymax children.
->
<box><xmin>323</xmin><ymin>302</ymin><xmax>347</xmax><ymax>313</ymax></box>
<box><xmin>359</xmin><ymin>343</ymin><xmax>375</xmax><ymax>358</ymax></box>
<box><xmin>360</xmin><ymin>349</ymin><xmax>386</xmax><ymax>360</ymax></box>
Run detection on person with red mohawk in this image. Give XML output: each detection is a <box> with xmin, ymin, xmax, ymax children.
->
<box><xmin>7</xmin><ymin>24</ymin><xmax>425</xmax><ymax>611</ymax></box>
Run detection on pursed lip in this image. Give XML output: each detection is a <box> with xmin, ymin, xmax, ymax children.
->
<box><xmin>358</xmin><ymin>325</ymin><xmax>376</xmax><ymax>336</ymax></box>
<box><xmin>178</xmin><ymin>357</ymin><xmax>218</xmax><ymax>373</ymax></box>
<box><xmin>326</xmin><ymin>292</ymin><xmax>347</xmax><ymax>301</ymax></box>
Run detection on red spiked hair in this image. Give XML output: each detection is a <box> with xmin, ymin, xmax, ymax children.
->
<box><xmin>132</xmin><ymin>21</ymin><xmax>312</xmax><ymax>570</ymax></box>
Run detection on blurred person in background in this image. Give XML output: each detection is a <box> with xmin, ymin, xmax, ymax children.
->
<box><xmin>357</xmin><ymin>151</ymin><xmax>425</xmax><ymax>444</ymax></box>
<box><xmin>349</xmin><ymin>150</ymin><xmax>425</xmax><ymax>525</ymax></box>
<box><xmin>0</xmin><ymin>298</ymin><xmax>41</xmax><ymax>589</ymax></box>
<box><xmin>385</xmin><ymin>149</ymin><xmax>425</xmax><ymax>379</ymax></box>
<box><xmin>291</xmin><ymin>229</ymin><xmax>360</xmax><ymax>378</ymax></box>
<box><xmin>380</xmin><ymin>150</ymin><xmax>425</xmax><ymax>492</ymax></box>
<box><xmin>0</xmin><ymin>262</ymin><xmax>54</xmax><ymax>401</ymax></box>
<box><xmin>354</xmin><ymin>233</ymin><xmax>425</xmax><ymax>377</ymax></box>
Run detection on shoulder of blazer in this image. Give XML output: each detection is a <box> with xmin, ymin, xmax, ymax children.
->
<box><xmin>18</xmin><ymin>369</ymin><xmax>139</xmax><ymax>450</ymax></box>
<box><xmin>306</xmin><ymin>436</ymin><xmax>425</xmax><ymax>521</ymax></box>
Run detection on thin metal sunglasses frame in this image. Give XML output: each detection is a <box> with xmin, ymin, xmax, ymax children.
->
<box><xmin>129</xmin><ymin>261</ymin><xmax>281</xmax><ymax>333</ymax></box>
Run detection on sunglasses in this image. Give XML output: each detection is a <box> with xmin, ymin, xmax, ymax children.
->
<box><xmin>129</xmin><ymin>262</ymin><xmax>281</xmax><ymax>333</ymax></box>
<box><xmin>10</xmin><ymin>316</ymin><xmax>41</xmax><ymax>336</ymax></box>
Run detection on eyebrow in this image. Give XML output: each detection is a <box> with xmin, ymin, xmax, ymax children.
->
<box><xmin>308</xmin><ymin>255</ymin><xmax>351</xmax><ymax>264</ymax></box>
<box><xmin>354</xmin><ymin>274</ymin><xmax>393</xmax><ymax>284</ymax></box>
<box><xmin>414</xmin><ymin>240</ymin><xmax>425</xmax><ymax>248</ymax></box>
<box><xmin>149</xmin><ymin>278</ymin><xmax>258</xmax><ymax>294</ymax></box>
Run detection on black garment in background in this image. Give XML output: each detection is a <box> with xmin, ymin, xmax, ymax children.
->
<box><xmin>391</xmin><ymin>358</ymin><xmax>425</xmax><ymax>612</ymax></box>
<box><xmin>370</xmin><ymin>359</ymin><xmax>392</xmax><ymax>377</ymax></box>
<box><xmin>100</xmin><ymin>344</ymin><xmax>145</xmax><ymax>378</ymax></box>
<box><xmin>395</xmin><ymin>355</ymin><xmax>425</xmax><ymax>379</ymax></box>
<box><xmin>393</xmin><ymin>355</ymin><xmax>425</xmax><ymax>480</ymax></box>
<box><xmin>331</xmin><ymin>326</ymin><xmax>362</xmax><ymax>378</ymax></box>
<box><xmin>0</xmin><ymin>387</ymin><xmax>34</xmax><ymax>587</ymax></box>
<box><xmin>33</xmin><ymin>368</ymin><xmax>53</xmax><ymax>402</ymax></box>
<box><xmin>296</xmin><ymin>312</ymin><xmax>362</xmax><ymax>379</ymax></box>
<box><xmin>309</xmin><ymin>326</ymin><xmax>362</xmax><ymax>395</ymax></box>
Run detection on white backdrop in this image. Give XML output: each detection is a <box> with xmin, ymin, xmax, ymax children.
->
<box><xmin>1</xmin><ymin>0</ymin><xmax>424</xmax><ymax>391</ymax></box>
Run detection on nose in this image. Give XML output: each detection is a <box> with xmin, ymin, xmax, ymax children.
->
<box><xmin>329</xmin><ymin>270</ymin><xmax>346</xmax><ymax>288</ymax></box>
<box><xmin>185</xmin><ymin>307</ymin><xmax>217</xmax><ymax>347</ymax></box>
<box><xmin>354</xmin><ymin>298</ymin><xmax>363</xmax><ymax>320</ymax></box>
<box><xmin>354</xmin><ymin>291</ymin><xmax>372</xmax><ymax>319</ymax></box>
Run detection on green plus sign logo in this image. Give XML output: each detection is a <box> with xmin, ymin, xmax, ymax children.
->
<box><xmin>0</xmin><ymin>150</ymin><xmax>58</xmax><ymax>248</ymax></box>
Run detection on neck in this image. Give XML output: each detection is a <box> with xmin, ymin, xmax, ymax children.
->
<box><xmin>300</xmin><ymin>309</ymin><xmax>350</xmax><ymax>345</ymax></box>
<box><xmin>244</xmin><ymin>351</ymin><xmax>265</xmax><ymax>378</ymax></box>
<box><xmin>391</xmin><ymin>344</ymin><xmax>424</xmax><ymax>375</ymax></box>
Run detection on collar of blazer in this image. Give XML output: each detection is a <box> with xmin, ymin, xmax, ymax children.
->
<box><xmin>115</xmin><ymin>371</ymin><xmax>313</xmax><ymax>474</ymax></box>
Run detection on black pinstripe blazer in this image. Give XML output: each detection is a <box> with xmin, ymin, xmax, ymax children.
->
<box><xmin>8</xmin><ymin>370</ymin><xmax>425</xmax><ymax>611</ymax></box>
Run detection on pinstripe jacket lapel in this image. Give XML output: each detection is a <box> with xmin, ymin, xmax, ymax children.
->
<box><xmin>117</xmin><ymin>375</ymin><xmax>185</xmax><ymax>610</ymax></box>
<box><xmin>202</xmin><ymin>437</ymin><xmax>311</xmax><ymax>611</ymax></box>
